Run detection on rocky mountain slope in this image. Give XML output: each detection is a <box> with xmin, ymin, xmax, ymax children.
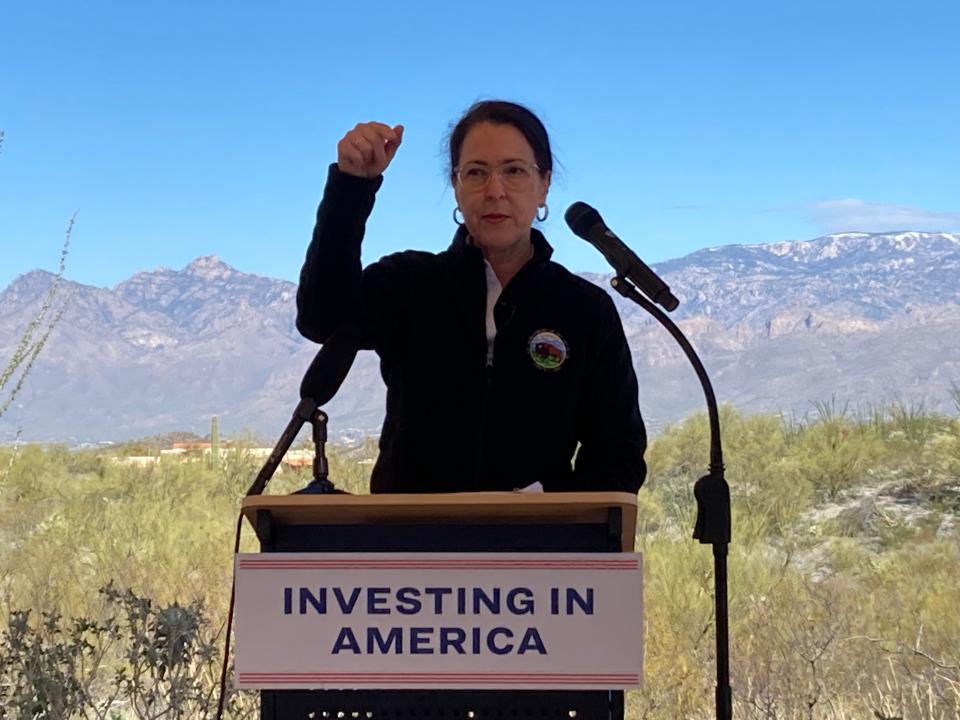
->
<box><xmin>2</xmin><ymin>232</ymin><xmax>958</xmax><ymax>443</ymax></box>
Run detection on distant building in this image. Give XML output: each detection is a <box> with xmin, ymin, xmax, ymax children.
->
<box><xmin>121</xmin><ymin>443</ymin><xmax>315</xmax><ymax>470</ymax></box>
<box><xmin>171</xmin><ymin>442</ymin><xmax>212</xmax><ymax>451</ymax></box>
<box><xmin>112</xmin><ymin>456</ymin><xmax>159</xmax><ymax>467</ymax></box>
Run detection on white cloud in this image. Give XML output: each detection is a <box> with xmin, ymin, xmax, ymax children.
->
<box><xmin>802</xmin><ymin>198</ymin><xmax>960</xmax><ymax>233</ymax></box>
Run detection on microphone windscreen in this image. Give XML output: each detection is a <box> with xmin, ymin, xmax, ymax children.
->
<box><xmin>564</xmin><ymin>202</ymin><xmax>602</xmax><ymax>239</ymax></box>
<box><xmin>299</xmin><ymin>326</ymin><xmax>361</xmax><ymax>405</ymax></box>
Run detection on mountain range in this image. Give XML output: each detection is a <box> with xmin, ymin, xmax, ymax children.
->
<box><xmin>2</xmin><ymin>231</ymin><xmax>958</xmax><ymax>443</ymax></box>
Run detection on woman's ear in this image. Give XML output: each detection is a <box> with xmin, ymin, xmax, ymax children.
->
<box><xmin>539</xmin><ymin>170</ymin><xmax>552</xmax><ymax>205</ymax></box>
<box><xmin>453</xmin><ymin>181</ymin><xmax>463</xmax><ymax>213</ymax></box>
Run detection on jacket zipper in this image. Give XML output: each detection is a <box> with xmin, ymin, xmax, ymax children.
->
<box><xmin>474</xmin><ymin>260</ymin><xmax>494</xmax><ymax>489</ymax></box>
<box><xmin>470</xmin><ymin>252</ymin><xmax>535</xmax><ymax>489</ymax></box>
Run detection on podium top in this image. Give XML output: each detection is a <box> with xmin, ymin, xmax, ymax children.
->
<box><xmin>242</xmin><ymin>491</ymin><xmax>638</xmax><ymax>552</ymax></box>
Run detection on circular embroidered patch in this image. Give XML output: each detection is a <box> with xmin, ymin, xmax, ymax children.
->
<box><xmin>528</xmin><ymin>330</ymin><xmax>569</xmax><ymax>371</ymax></box>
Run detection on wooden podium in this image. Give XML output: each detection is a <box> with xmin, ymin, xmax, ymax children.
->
<box><xmin>241</xmin><ymin>492</ymin><xmax>638</xmax><ymax>719</ymax></box>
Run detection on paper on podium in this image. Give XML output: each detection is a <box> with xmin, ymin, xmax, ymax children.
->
<box><xmin>516</xmin><ymin>481</ymin><xmax>544</xmax><ymax>493</ymax></box>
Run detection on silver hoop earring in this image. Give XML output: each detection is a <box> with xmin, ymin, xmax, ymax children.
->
<box><xmin>453</xmin><ymin>207</ymin><xmax>464</xmax><ymax>225</ymax></box>
<box><xmin>536</xmin><ymin>204</ymin><xmax>549</xmax><ymax>222</ymax></box>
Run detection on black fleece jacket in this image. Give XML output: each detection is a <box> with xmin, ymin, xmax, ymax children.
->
<box><xmin>296</xmin><ymin>165</ymin><xmax>646</xmax><ymax>494</ymax></box>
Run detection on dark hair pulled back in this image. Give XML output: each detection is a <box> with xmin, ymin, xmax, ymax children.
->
<box><xmin>448</xmin><ymin>100</ymin><xmax>553</xmax><ymax>184</ymax></box>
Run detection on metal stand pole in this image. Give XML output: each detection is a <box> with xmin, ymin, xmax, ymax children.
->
<box><xmin>610</xmin><ymin>276</ymin><xmax>732</xmax><ymax>720</ymax></box>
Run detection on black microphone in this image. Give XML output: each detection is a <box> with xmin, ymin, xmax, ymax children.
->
<box><xmin>299</xmin><ymin>325</ymin><xmax>361</xmax><ymax>405</ymax></box>
<box><xmin>245</xmin><ymin>326</ymin><xmax>360</xmax><ymax>497</ymax></box>
<box><xmin>565</xmin><ymin>201</ymin><xmax>679</xmax><ymax>312</ymax></box>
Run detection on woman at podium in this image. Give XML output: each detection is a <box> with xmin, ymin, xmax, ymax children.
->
<box><xmin>296</xmin><ymin>100</ymin><xmax>646</xmax><ymax>495</ymax></box>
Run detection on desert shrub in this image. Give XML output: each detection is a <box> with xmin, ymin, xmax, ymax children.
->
<box><xmin>632</xmin><ymin>535</ymin><xmax>715</xmax><ymax>717</ymax></box>
<box><xmin>917</xmin><ymin>426</ymin><xmax>960</xmax><ymax>511</ymax></box>
<box><xmin>0</xmin><ymin>610</ymin><xmax>101</xmax><ymax>719</ymax></box>
<box><xmin>792</xmin><ymin>418</ymin><xmax>887</xmax><ymax>499</ymax></box>
<box><xmin>0</xmin><ymin>584</ymin><xmax>256</xmax><ymax>719</ymax></box>
<box><xmin>1</xmin><ymin>444</ymin><xmax>66</xmax><ymax>502</ymax></box>
<box><xmin>0</xmin><ymin>440</ymin><xmax>375</xmax><ymax>622</ymax></box>
<box><xmin>722</xmin><ymin>413</ymin><xmax>814</xmax><ymax>542</ymax></box>
<box><xmin>2</xmin><ymin>408</ymin><xmax>959</xmax><ymax>718</ymax></box>
<box><xmin>888</xmin><ymin>397</ymin><xmax>949</xmax><ymax>445</ymax></box>
<box><xmin>646</xmin><ymin>407</ymin><xmax>815</xmax><ymax>543</ymax></box>
<box><xmin>630</xmin><ymin>402</ymin><xmax>960</xmax><ymax>718</ymax></box>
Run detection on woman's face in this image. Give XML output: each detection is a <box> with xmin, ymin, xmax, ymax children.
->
<box><xmin>453</xmin><ymin>122</ymin><xmax>550</xmax><ymax>255</ymax></box>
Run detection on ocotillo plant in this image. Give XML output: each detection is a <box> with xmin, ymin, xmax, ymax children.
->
<box><xmin>210</xmin><ymin>415</ymin><xmax>220</xmax><ymax>471</ymax></box>
<box><xmin>0</xmin><ymin>132</ymin><xmax>74</xmax><ymax>421</ymax></box>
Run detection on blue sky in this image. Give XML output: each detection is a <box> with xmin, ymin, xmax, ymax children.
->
<box><xmin>2</xmin><ymin>0</ymin><xmax>958</xmax><ymax>291</ymax></box>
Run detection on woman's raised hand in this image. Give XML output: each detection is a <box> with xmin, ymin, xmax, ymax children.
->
<box><xmin>337</xmin><ymin>122</ymin><xmax>404</xmax><ymax>178</ymax></box>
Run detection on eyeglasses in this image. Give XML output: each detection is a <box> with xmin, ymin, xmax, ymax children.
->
<box><xmin>455</xmin><ymin>161</ymin><xmax>540</xmax><ymax>191</ymax></box>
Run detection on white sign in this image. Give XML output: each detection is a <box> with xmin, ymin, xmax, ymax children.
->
<box><xmin>234</xmin><ymin>552</ymin><xmax>643</xmax><ymax>690</ymax></box>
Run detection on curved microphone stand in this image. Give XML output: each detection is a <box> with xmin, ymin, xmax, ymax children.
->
<box><xmin>217</xmin><ymin>330</ymin><xmax>359</xmax><ymax>718</ymax></box>
<box><xmin>610</xmin><ymin>275</ymin><xmax>732</xmax><ymax>720</ymax></box>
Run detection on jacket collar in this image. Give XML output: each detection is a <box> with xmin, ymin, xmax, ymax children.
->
<box><xmin>449</xmin><ymin>225</ymin><xmax>554</xmax><ymax>263</ymax></box>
